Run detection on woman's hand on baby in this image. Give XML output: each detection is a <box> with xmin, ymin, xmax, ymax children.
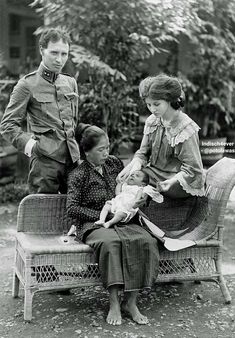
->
<box><xmin>116</xmin><ymin>166</ymin><xmax>131</xmax><ymax>183</ymax></box>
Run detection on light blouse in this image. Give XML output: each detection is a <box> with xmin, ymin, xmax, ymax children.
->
<box><xmin>134</xmin><ymin>111</ymin><xmax>205</xmax><ymax>196</ymax></box>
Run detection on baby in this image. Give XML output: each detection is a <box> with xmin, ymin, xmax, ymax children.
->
<box><xmin>95</xmin><ymin>170</ymin><xmax>163</xmax><ymax>228</ymax></box>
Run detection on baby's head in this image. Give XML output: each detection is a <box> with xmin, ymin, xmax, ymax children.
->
<box><xmin>126</xmin><ymin>170</ymin><xmax>149</xmax><ymax>186</ymax></box>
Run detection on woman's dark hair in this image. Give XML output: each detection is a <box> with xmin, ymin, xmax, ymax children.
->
<box><xmin>39</xmin><ymin>28</ymin><xmax>71</xmax><ymax>49</ymax></box>
<box><xmin>75</xmin><ymin>123</ymin><xmax>107</xmax><ymax>159</ymax></box>
<box><xmin>139</xmin><ymin>73</ymin><xmax>185</xmax><ymax>110</ymax></box>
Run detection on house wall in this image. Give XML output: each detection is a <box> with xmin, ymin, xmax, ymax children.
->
<box><xmin>0</xmin><ymin>0</ymin><xmax>42</xmax><ymax>76</ymax></box>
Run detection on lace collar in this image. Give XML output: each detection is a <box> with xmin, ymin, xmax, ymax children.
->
<box><xmin>144</xmin><ymin>112</ymin><xmax>200</xmax><ymax>146</ymax></box>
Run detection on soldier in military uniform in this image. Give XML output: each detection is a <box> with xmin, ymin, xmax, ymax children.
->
<box><xmin>0</xmin><ymin>28</ymin><xmax>80</xmax><ymax>193</ymax></box>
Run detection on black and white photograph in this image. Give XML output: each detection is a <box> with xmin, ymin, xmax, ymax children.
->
<box><xmin>1</xmin><ymin>0</ymin><xmax>235</xmax><ymax>337</ymax></box>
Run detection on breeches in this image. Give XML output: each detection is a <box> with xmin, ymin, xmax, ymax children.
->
<box><xmin>28</xmin><ymin>154</ymin><xmax>75</xmax><ymax>194</ymax></box>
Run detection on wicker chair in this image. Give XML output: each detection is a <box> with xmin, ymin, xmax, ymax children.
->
<box><xmin>12</xmin><ymin>157</ymin><xmax>235</xmax><ymax>321</ymax></box>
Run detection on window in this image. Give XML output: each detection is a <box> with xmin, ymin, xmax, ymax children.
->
<box><xmin>9</xmin><ymin>14</ymin><xmax>21</xmax><ymax>35</ymax></box>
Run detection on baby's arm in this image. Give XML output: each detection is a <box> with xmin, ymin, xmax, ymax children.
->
<box><xmin>143</xmin><ymin>185</ymin><xmax>164</xmax><ymax>203</ymax></box>
<box><xmin>115</xmin><ymin>182</ymin><xmax>123</xmax><ymax>195</ymax></box>
<box><xmin>132</xmin><ymin>188</ymin><xmax>148</xmax><ymax>209</ymax></box>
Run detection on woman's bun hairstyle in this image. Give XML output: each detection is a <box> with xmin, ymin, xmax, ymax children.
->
<box><xmin>75</xmin><ymin>123</ymin><xmax>107</xmax><ymax>159</ymax></box>
<box><xmin>170</xmin><ymin>95</ymin><xmax>185</xmax><ymax>110</ymax></box>
<box><xmin>75</xmin><ymin>123</ymin><xmax>91</xmax><ymax>145</ymax></box>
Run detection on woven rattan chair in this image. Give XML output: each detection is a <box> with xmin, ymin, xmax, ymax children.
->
<box><xmin>12</xmin><ymin>157</ymin><xmax>235</xmax><ymax>321</ymax></box>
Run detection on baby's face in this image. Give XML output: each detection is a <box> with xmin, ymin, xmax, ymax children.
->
<box><xmin>127</xmin><ymin>171</ymin><xmax>146</xmax><ymax>186</ymax></box>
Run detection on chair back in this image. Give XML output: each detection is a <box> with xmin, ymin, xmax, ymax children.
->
<box><xmin>17</xmin><ymin>194</ymin><xmax>70</xmax><ymax>233</ymax></box>
<box><xmin>181</xmin><ymin>157</ymin><xmax>235</xmax><ymax>240</ymax></box>
<box><xmin>17</xmin><ymin>157</ymin><xmax>235</xmax><ymax>237</ymax></box>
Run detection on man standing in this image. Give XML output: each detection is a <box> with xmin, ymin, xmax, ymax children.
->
<box><xmin>0</xmin><ymin>28</ymin><xmax>80</xmax><ymax>193</ymax></box>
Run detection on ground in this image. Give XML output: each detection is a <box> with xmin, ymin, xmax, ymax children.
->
<box><xmin>0</xmin><ymin>200</ymin><xmax>235</xmax><ymax>338</ymax></box>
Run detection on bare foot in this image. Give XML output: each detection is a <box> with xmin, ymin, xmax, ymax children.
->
<box><xmin>122</xmin><ymin>303</ymin><xmax>149</xmax><ymax>325</ymax></box>
<box><xmin>106</xmin><ymin>303</ymin><xmax>122</xmax><ymax>325</ymax></box>
<box><xmin>103</xmin><ymin>222</ymin><xmax>111</xmax><ymax>228</ymax></box>
<box><xmin>94</xmin><ymin>220</ymin><xmax>104</xmax><ymax>225</ymax></box>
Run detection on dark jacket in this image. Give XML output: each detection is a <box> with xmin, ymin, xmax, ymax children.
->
<box><xmin>66</xmin><ymin>156</ymin><xmax>124</xmax><ymax>241</ymax></box>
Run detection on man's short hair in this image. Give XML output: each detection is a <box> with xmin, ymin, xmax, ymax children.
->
<box><xmin>39</xmin><ymin>28</ymin><xmax>71</xmax><ymax>49</ymax></box>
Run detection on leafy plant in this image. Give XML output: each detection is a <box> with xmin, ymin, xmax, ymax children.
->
<box><xmin>180</xmin><ymin>0</ymin><xmax>235</xmax><ymax>138</ymax></box>
<box><xmin>0</xmin><ymin>183</ymin><xmax>29</xmax><ymax>204</ymax></box>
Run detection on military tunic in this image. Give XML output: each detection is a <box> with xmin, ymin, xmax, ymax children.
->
<box><xmin>0</xmin><ymin>63</ymin><xmax>80</xmax><ymax>193</ymax></box>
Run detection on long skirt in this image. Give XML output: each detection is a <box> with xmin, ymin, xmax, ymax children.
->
<box><xmin>141</xmin><ymin>195</ymin><xmax>208</xmax><ymax>238</ymax></box>
<box><xmin>85</xmin><ymin>223</ymin><xmax>159</xmax><ymax>291</ymax></box>
<box><xmin>142</xmin><ymin>166</ymin><xmax>209</xmax><ymax>238</ymax></box>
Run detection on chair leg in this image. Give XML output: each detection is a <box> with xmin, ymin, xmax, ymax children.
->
<box><xmin>218</xmin><ymin>275</ymin><xmax>232</xmax><ymax>304</ymax></box>
<box><xmin>24</xmin><ymin>289</ymin><xmax>34</xmax><ymax>321</ymax></box>
<box><xmin>215</xmin><ymin>254</ymin><xmax>232</xmax><ymax>304</ymax></box>
<box><xmin>12</xmin><ymin>270</ymin><xmax>20</xmax><ymax>298</ymax></box>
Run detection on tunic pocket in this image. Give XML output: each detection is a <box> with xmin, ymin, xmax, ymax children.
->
<box><xmin>30</xmin><ymin>125</ymin><xmax>55</xmax><ymax>134</ymax></box>
<box><xmin>64</xmin><ymin>92</ymin><xmax>78</xmax><ymax>123</ymax></box>
<box><xmin>33</xmin><ymin>93</ymin><xmax>54</xmax><ymax>103</ymax></box>
<box><xmin>32</xmin><ymin>93</ymin><xmax>55</xmax><ymax>116</ymax></box>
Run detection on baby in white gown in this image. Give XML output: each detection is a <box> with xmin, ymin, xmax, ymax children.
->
<box><xmin>95</xmin><ymin>170</ymin><xmax>163</xmax><ymax>228</ymax></box>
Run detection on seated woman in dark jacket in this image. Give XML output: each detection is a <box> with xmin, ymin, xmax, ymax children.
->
<box><xmin>66</xmin><ymin>123</ymin><xmax>159</xmax><ymax>326</ymax></box>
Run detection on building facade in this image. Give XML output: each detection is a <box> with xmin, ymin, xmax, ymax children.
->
<box><xmin>0</xmin><ymin>0</ymin><xmax>42</xmax><ymax>76</ymax></box>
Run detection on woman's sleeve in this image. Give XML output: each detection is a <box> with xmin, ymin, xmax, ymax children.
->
<box><xmin>133</xmin><ymin>134</ymin><xmax>150</xmax><ymax>165</ymax></box>
<box><xmin>66</xmin><ymin>170</ymin><xmax>100</xmax><ymax>225</ymax></box>
<box><xmin>132</xmin><ymin>116</ymin><xmax>155</xmax><ymax>165</ymax></box>
<box><xmin>174</xmin><ymin>133</ymin><xmax>206</xmax><ymax>196</ymax></box>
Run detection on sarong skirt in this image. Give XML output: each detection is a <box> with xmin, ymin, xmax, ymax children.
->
<box><xmin>85</xmin><ymin>223</ymin><xmax>159</xmax><ymax>291</ymax></box>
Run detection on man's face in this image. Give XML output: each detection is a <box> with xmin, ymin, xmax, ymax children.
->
<box><xmin>40</xmin><ymin>39</ymin><xmax>69</xmax><ymax>73</ymax></box>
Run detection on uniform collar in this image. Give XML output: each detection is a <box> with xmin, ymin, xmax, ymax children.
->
<box><xmin>38</xmin><ymin>63</ymin><xmax>59</xmax><ymax>83</ymax></box>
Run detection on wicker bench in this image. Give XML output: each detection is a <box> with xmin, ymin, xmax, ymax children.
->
<box><xmin>12</xmin><ymin>157</ymin><xmax>235</xmax><ymax>321</ymax></box>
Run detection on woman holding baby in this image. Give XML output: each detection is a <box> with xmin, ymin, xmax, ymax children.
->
<box><xmin>67</xmin><ymin>123</ymin><xmax>159</xmax><ymax>326</ymax></box>
<box><xmin>66</xmin><ymin>74</ymin><xmax>207</xmax><ymax>326</ymax></box>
